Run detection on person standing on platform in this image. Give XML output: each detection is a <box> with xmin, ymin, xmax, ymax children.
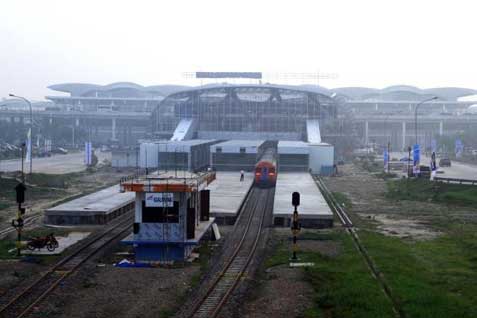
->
<box><xmin>240</xmin><ymin>170</ymin><xmax>244</xmax><ymax>182</ymax></box>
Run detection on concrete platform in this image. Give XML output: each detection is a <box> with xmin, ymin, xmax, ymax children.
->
<box><xmin>273</xmin><ymin>172</ymin><xmax>333</xmax><ymax>228</ymax></box>
<box><xmin>207</xmin><ymin>171</ymin><xmax>254</xmax><ymax>224</ymax></box>
<box><xmin>21</xmin><ymin>232</ymin><xmax>90</xmax><ymax>255</ymax></box>
<box><xmin>45</xmin><ymin>185</ymin><xmax>135</xmax><ymax>225</ymax></box>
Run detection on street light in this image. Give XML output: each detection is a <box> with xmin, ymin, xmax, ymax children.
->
<box><xmin>414</xmin><ymin>96</ymin><xmax>438</xmax><ymax>146</ymax></box>
<box><xmin>9</xmin><ymin>94</ymin><xmax>33</xmax><ymax>174</ymax></box>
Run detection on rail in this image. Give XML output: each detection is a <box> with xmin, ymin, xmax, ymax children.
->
<box><xmin>0</xmin><ymin>212</ymin><xmax>134</xmax><ymax>318</ymax></box>
<box><xmin>188</xmin><ymin>188</ymin><xmax>273</xmax><ymax>318</ymax></box>
<box><xmin>313</xmin><ymin>175</ymin><xmax>405</xmax><ymax>318</ymax></box>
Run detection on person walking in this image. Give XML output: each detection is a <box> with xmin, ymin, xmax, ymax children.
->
<box><xmin>240</xmin><ymin>170</ymin><xmax>244</xmax><ymax>182</ymax></box>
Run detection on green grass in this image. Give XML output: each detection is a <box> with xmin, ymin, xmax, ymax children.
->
<box><xmin>25</xmin><ymin>172</ymin><xmax>82</xmax><ymax>188</ymax></box>
<box><xmin>0</xmin><ymin>177</ymin><xmax>19</xmax><ymax>201</ymax></box>
<box><xmin>332</xmin><ymin>192</ymin><xmax>353</xmax><ymax>210</ymax></box>
<box><xmin>190</xmin><ymin>242</ymin><xmax>212</xmax><ymax>288</ymax></box>
<box><xmin>375</xmin><ymin>171</ymin><xmax>398</xmax><ymax>180</ymax></box>
<box><xmin>0</xmin><ymin>200</ymin><xmax>11</xmax><ymax>210</ymax></box>
<box><xmin>359</xmin><ymin>229</ymin><xmax>477</xmax><ymax>318</ymax></box>
<box><xmin>387</xmin><ymin>178</ymin><xmax>477</xmax><ymax>206</ymax></box>
<box><xmin>266</xmin><ymin>230</ymin><xmax>395</xmax><ymax>318</ymax></box>
<box><xmin>0</xmin><ymin>239</ymin><xmax>17</xmax><ymax>259</ymax></box>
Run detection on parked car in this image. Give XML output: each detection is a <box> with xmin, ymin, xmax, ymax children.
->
<box><xmin>439</xmin><ymin>158</ymin><xmax>451</xmax><ymax>167</ymax></box>
<box><xmin>51</xmin><ymin>147</ymin><xmax>68</xmax><ymax>155</ymax></box>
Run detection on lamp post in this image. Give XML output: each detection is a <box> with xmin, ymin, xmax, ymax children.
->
<box><xmin>414</xmin><ymin>97</ymin><xmax>438</xmax><ymax>146</ymax></box>
<box><xmin>9</xmin><ymin>94</ymin><xmax>33</xmax><ymax>174</ymax></box>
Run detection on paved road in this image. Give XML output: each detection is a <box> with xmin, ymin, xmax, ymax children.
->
<box><xmin>423</xmin><ymin>155</ymin><xmax>477</xmax><ymax>179</ymax></box>
<box><xmin>392</xmin><ymin>151</ymin><xmax>477</xmax><ymax>180</ymax></box>
<box><xmin>0</xmin><ymin>151</ymin><xmax>111</xmax><ymax>174</ymax></box>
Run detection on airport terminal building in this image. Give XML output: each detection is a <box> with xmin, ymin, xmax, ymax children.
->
<box><xmin>153</xmin><ymin>85</ymin><xmax>337</xmax><ymax>141</ymax></box>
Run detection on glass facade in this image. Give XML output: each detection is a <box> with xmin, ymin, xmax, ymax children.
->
<box><xmin>154</xmin><ymin>86</ymin><xmax>337</xmax><ymax>140</ymax></box>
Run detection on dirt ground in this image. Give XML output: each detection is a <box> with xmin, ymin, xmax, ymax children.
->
<box><xmin>230</xmin><ymin>228</ymin><xmax>339</xmax><ymax>318</ymax></box>
<box><xmin>323</xmin><ymin>164</ymin><xmax>447</xmax><ymax>240</ymax></box>
<box><xmin>0</xmin><ymin>260</ymin><xmax>50</xmax><ymax>305</ymax></box>
<box><xmin>31</xmin><ymin>263</ymin><xmax>199</xmax><ymax>318</ymax></box>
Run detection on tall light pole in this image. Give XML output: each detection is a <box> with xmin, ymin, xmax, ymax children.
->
<box><xmin>414</xmin><ymin>96</ymin><xmax>438</xmax><ymax>146</ymax></box>
<box><xmin>9</xmin><ymin>94</ymin><xmax>33</xmax><ymax>174</ymax></box>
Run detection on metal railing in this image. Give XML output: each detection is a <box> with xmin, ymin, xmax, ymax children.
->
<box><xmin>434</xmin><ymin>176</ymin><xmax>477</xmax><ymax>185</ymax></box>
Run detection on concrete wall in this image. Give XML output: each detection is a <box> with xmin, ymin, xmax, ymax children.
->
<box><xmin>309</xmin><ymin>144</ymin><xmax>334</xmax><ymax>174</ymax></box>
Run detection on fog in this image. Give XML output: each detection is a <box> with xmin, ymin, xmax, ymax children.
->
<box><xmin>1</xmin><ymin>0</ymin><xmax>476</xmax><ymax>99</ymax></box>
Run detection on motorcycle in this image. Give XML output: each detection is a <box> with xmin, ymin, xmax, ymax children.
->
<box><xmin>27</xmin><ymin>233</ymin><xmax>58</xmax><ymax>252</ymax></box>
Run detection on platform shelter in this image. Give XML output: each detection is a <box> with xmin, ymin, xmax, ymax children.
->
<box><xmin>121</xmin><ymin>171</ymin><xmax>216</xmax><ymax>263</ymax></box>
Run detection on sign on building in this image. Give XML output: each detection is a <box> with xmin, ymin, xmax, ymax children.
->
<box><xmin>196</xmin><ymin>72</ymin><xmax>262</xmax><ymax>79</ymax></box>
<box><xmin>145</xmin><ymin>193</ymin><xmax>174</xmax><ymax>207</ymax></box>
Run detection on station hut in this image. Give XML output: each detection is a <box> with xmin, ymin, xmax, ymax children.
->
<box><xmin>120</xmin><ymin>171</ymin><xmax>216</xmax><ymax>263</ymax></box>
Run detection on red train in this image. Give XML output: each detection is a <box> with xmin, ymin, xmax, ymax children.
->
<box><xmin>254</xmin><ymin>148</ymin><xmax>277</xmax><ymax>188</ymax></box>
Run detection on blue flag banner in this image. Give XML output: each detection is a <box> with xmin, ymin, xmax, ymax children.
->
<box><xmin>413</xmin><ymin>144</ymin><xmax>420</xmax><ymax>175</ymax></box>
<box><xmin>84</xmin><ymin>142</ymin><xmax>92</xmax><ymax>165</ymax></box>
<box><xmin>455</xmin><ymin>139</ymin><xmax>464</xmax><ymax>158</ymax></box>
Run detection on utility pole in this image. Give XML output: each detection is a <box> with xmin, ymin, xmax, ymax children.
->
<box><xmin>9</xmin><ymin>94</ymin><xmax>33</xmax><ymax>175</ymax></box>
<box><xmin>387</xmin><ymin>141</ymin><xmax>391</xmax><ymax>173</ymax></box>
<box><xmin>414</xmin><ymin>97</ymin><xmax>438</xmax><ymax>145</ymax></box>
<box><xmin>12</xmin><ymin>144</ymin><xmax>27</xmax><ymax>256</ymax></box>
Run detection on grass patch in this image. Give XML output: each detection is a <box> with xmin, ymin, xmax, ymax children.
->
<box><xmin>0</xmin><ymin>239</ymin><xmax>17</xmax><ymax>259</ymax></box>
<box><xmin>359</xmin><ymin>229</ymin><xmax>477</xmax><ymax>318</ymax></box>
<box><xmin>0</xmin><ymin>200</ymin><xmax>11</xmax><ymax>210</ymax></box>
<box><xmin>0</xmin><ymin>177</ymin><xmax>19</xmax><ymax>201</ymax></box>
<box><xmin>387</xmin><ymin>178</ymin><xmax>477</xmax><ymax>206</ymax></box>
<box><xmin>25</xmin><ymin>172</ymin><xmax>82</xmax><ymax>188</ymax></box>
<box><xmin>21</xmin><ymin>227</ymin><xmax>71</xmax><ymax>239</ymax></box>
<box><xmin>0</xmin><ymin>176</ymin><xmax>68</xmax><ymax>206</ymax></box>
<box><xmin>332</xmin><ymin>192</ymin><xmax>353</xmax><ymax>210</ymax></box>
<box><xmin>190</xmin><ymin>241</ymin><xmax>212</xmax><ymax>288</ymax></box>
<box><xmin>375</xmin><ymin>171</ymin><xmax>398</xmax><ymax>180</ymax></box>
<box><xmin>267</xmin><ymin>230</ymin><xmax>395</xmax><ymax>318</ymax></box>
<box><xmin>354</xmin><ymin>158</ymin><xmax>382</xmax><ymax>173</ymax></box>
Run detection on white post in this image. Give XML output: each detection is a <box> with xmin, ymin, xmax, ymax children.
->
<box><xmin>402</xmin><ymin>121</ymin><xmax>406</xmax><ymax>150</ymax></box>
<box><xmin>112</xmin><ymin>118</ymin><xmax>116</xmax><ymax>140</ymax></box>
<box><xmin>365</xmin><ymin>121</ymin><xmax>369</xmax><ymax>145</ymax></box>
<box><xmin>439</xmin><ymin>121</ymin><xmax>444</xmax><ymax>136</ymax></box>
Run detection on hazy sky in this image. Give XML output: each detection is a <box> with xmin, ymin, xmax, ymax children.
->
<box><xmin>1</xmin><ymin>0</ymin><xmax>476</xmax><ymax>100</ymax></box>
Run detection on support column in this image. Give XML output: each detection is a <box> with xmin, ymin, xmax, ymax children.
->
<box><xmin>75</xmin><ymin>118</ymin><xmax>80</xmax><ymax>127</ymax></box>
<box><xmin>112</xmin><ymin>118</ymin><xmax>116</xmax><ymax>140</ymax></box>
<box><xmin>365</xmin><ymin>120</ymin><xmax>369</xmax><ymax>145</ymax></box>
<box><xmin>402</xmin><ymin>121</ymin><xmax>406</xmax><ymax>151</ymax></box>
<box><xmin>439</xmin><ymin>121</ymin><xmax>444</xmax><ymax>136</ymax></box>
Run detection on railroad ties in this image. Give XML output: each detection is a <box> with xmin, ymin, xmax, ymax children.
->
<box><xmin>190</xmin><ymin>187</ymin><xmax>274</xmax><ymax>318</ymax></box>
<box><xmin>0</xmin><ymin>213</ymin><xmax>133</xmax><ymax>318</ymax></box>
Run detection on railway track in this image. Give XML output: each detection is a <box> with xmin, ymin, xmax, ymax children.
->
<box><xmin>188</xmin><ymin>187</ymin><xmax>273</xmax><ymax>318</ymax></box>
<box><xmin>0</xmin><ymin>212</ymin><xmax>134</xmax><ymax>318</ymax></box>
<box><xmin>0</xmin><ymin>214</ymin><xmax>42</xmax><ymax>239</ymax></box>
<box><xmin>313</xmin><ymin>175</ymin><xmax>406</xmax><ymax>318</ymax></box>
